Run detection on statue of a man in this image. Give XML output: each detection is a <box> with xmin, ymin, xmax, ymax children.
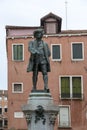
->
<box><xmin>27</xmin><ymin>29</ymin><xmax>51</xmax><ymax>91</ymax></box>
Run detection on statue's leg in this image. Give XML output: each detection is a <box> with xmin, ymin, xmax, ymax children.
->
<box><xmin>41</xmin><ymin>64</ymin><xmax>48</xmax><ymax>90</ymax></box>
<box><xmin>32</xmin><ymin>64</ymin><xmax>38</xmax><ymax>90</ymax></box>
<box><xmin>43</xmin><ymin>74</ymin><xmax>48</xmax><ymax>90</ymax></box>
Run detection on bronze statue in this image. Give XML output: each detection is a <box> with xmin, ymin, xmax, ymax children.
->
<box><xmin>27</xmin><ymin>29</ymin><xmax>51</xmax><ymax>91</ymax></box>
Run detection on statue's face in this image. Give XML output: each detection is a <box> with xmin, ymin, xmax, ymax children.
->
<box><xmin>35</xmin><ymin>32</ymin><xmax>43</xmax><ymax>39</ymax></box>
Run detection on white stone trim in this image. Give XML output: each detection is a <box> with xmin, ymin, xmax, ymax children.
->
<box><xmin>12</xmin><ymin>82</ymin><xmax>23</xmax><ymax>93</ymax></box>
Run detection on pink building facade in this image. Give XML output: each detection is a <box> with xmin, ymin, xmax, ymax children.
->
<box><xmin>6</xmin><ymin>13</ymin><xmax>87</xmax><ymax>130</ymax></box>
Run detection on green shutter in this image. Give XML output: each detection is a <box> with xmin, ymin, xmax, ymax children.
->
<box><xmin>61</xmin><ymin>77</ymin><xmax>70</xmax><ymax>98</ymax></box>
<box><xmin>13</xmin><ymin>45</ymin><xmax>23</xmax><ymax>61</ymax></box>
<box><xmin>72</xmin><ymin>77</ymin><xmax>81</xmax><ymax>98</ymax></box>
<box><xmin>13</xmin><ymin>45</ymin><xmax>18</xmax><ymax>60</ymax></box>
<box><xmin>18</xmin><ymin>45</ymin><xmax>23</xmax><ymax>60</ymax></box>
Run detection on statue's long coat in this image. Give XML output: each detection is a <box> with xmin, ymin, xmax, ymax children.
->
<box><xmin>27</xmin><ymin>40</ymin><xmax>51</xmax><ymax>72</ymax></box>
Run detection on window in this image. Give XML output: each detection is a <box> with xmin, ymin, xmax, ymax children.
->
<box><xmin>12</xmin><ymin>44</ymin><xmax>24</xmax><ymax>61</ymax></box>
<box><xmin>0</xmin><ymin>107</ymin><xmax>2</xmax><ymax>114</ymax></box>
<box><xmin>4</xmin><ymin>119</ymin><xmax>8</xmax><ymax>127</ymax></box>
<box><xmin>14</xmin><ymin>112</ymin><xmax>24</xmax><ymax>118</ymax></box>
<box><xmin>60</xmin><ymin>77</ymin><xmax>70</xmax><ymax>98</ymax></box>
<box><xmin>46</xmin><ymin>23</ymin><xmax>57</xmax><ymax>34</ymax></box>
<box><xmin>51</xmin><ymin>44</ymin><xmax>62</xmax><ymax>61</ymax></box>
<box><xmin>58</xmin><ymin>106</ymin><xmax>71</xmax><ymax>128</ymax></box>
<box><xmin>71</xmin><ymin>42</ymin><xmax>84</xmax><ymax>61</ymax></box>
<box><xmin>12</xmin><ymin>83</ymin><xmax>23</xmax><ymax>93</ymax></box>
<box><xmin>0</xmin><ymin>97</ymin><xmax>2</xmax><ymax>100</ymax></box>
<box><xmin>0</xmin><ymin>120</ymin><xmax>3</xmax><ymax>127</ymax></box>
<box><xmin>4</xmin><ymin>97</ymin><xmax>7</xmax><ymax>100</ymax></box>
<box><xmin>60</xmin><ymin>76</ymin><xmax>83</xmax><ymax>99</ymax></box>
<box><xmin>4</xmin><ymin>108</ymin><xmax>7</xmax><ymax>113</ymax></box>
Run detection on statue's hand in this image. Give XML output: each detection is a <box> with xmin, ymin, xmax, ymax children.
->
<box><xmin>35</xmin><ymin>50</ymin><xmax>40</xmax><ymax>54</ymax></box>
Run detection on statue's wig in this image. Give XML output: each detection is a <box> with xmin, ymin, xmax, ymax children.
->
<box><xmin>33</xmin><ymin>29</ymin><xmax>44</xmax><ymax>38</ymax></box>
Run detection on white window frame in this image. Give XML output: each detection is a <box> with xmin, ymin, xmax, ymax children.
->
<box><xmin>12</xmin><ymin>43</ymin><xmax>24</xmax><ymax>61</ymax></box>
<box><xmin>51</xmin><ymin>44</ymin><xmax>62</xmax><ymax>61</ymax></box>
<box><xmin>12</xmin><ymin>82</ymin><xmax>23</xmax><ymax>93</ymax></box>
<box><xmin>4</xmin><ymin>97</ymin><xmax>7</xmax><ymax>100</ymax></box>
<box><xmin>0</xmin><ymin>97</ymin><xmax>2</xmax><ymax>100</ymax></box>
<box><xmin>71</xmin><ymin>42</ymin><xmax>84</xmax><ymax>61</ymax></box>
<box><xmin>58</xmin><ymin>105</ymin><xmax>71</xmax><ymax>128</ymax></box>
<box><xmin>59</xmin><ymin>75</ymin><xmax>83</xmax><ymax>99</ymax></box>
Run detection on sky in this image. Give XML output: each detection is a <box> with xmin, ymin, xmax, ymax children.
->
<box><xmin>0</xmin><ymin>0</ymin><xmax>87</xmax><ymax>90</ymax></box>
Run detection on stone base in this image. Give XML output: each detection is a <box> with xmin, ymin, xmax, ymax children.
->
<box><xmin>31</xmin><ymin>89</ymin><xmax>50</xmax><ymax>93</ymax></box>
<box><xmin>22</xmin><ymin>91</ymin><xmax>59</xmax><ymax>130</ymax></box>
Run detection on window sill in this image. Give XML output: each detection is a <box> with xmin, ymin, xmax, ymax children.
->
<box><xmin>52</xmin><ymin>59</ymin><xmax>62</xmax><ymax>62</ymax></box>
<box><xmin>71</xmin><ymin>59</ymin><xmax>84</xmax><ymax>62</ymax></box>
<box><xmin>12</xmin><ymin>60</ymin><xmax>24</xmax><ymax>62</ymax></box>
<box><xmin>60</xmin><ymin>98</ymin><xmax>83</xmax><ymax>101</ymax></box>
<box><xmin>58</xmin><ymin>126</ymin><xmax>72</xmax><ymax>129</ymax></box>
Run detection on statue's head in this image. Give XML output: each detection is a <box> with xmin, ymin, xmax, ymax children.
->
<box><xmin>33</xmin><ymin>29</ymin><xmax>44</xmax><ymax>39</ymax></box>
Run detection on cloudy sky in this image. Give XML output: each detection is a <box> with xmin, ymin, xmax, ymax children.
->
<box><xmin>0</xmin><ymin>0</ymin><xmax>87</xmax><ymax>90</ymax></box>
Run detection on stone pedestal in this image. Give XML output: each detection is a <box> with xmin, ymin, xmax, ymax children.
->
<box><xmin>22</xmin><ymin>90</ymin><xmax>59</xmax><ymax>130</ymax></box>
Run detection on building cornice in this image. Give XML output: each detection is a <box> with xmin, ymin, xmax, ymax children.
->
<box><xmin>6</xmin><ymin>32</ymin><xmax>87</xmax><ymax>40</ymax></box>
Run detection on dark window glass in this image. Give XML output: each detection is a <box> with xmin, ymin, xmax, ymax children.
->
<box><xmin>0</xmin><ymin>108</ymin><xmax>2</xmax><ymax>114</ymax></box>
<box><xmin>4</xmin><ymin>108</ymin><xmax>7</xmax><ymax>112</ymax></box>
<box><xmin>52</xmin><ymin>45</ymin><xmax>60</xmax><ymax>60</ymax></box>
<box><xmin>72</xmin><ymin>43</ymin><xmax>83</xmax><ymax>59</ymax></box>
<box><xmin>0</xmin><ymin>120</ymin><xmax>3</xmax><ymax>127</ymax></box>
<box><xmin>14</xmin><ymin>84</ymin><xmax>22</xmax><ymax>92</ymax></box>
<box><xmin>4</xmin><ymin>119</ymin><xmax>8</xmax><ymax>127</ymax></box>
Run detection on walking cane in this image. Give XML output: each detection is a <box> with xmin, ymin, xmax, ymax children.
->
<box><xmin>33</xmin><ymin>53</ymin><xmax>39</xmax><ymax>90</ymax></box>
